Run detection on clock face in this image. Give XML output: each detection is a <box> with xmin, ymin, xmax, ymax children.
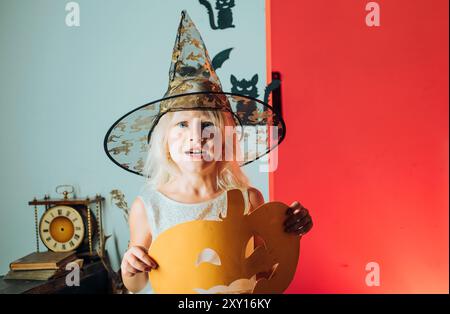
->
<box><xmin>39</xmin><ymin>205</ymin><xmax>85</xmax><ymax>252</ymax></box>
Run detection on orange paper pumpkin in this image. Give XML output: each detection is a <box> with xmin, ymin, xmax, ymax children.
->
<box><xmin>148</xmin><ymin>189</ymin><xmax>300</xmax><ymax>294</ymax></box>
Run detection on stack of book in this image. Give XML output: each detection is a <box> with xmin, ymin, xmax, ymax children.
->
<box><xmin>4</xmin><ymin>251</ymin><xmax>83</xmax><ymax>281</ymax></box>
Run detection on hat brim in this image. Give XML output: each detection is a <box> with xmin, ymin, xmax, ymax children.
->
<box><xmin>103</xmin><ymin>91</ymin><xmax>286</xmax><ymax>176</ymax></box>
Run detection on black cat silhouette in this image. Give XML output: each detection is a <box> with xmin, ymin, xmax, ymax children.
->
<box><xmin>199</xmin><ymin>0</ymin><xmax>236</xmax><ymax>30</ymax></box>
<box><xmin>231</xmin><ymin>74</ymin><xmax>259</xmax><ymax>98</ymax></box>
<box><xmin>230</xmin><ymin>74</ymin><xmax>260</xmax><ymax>125</ymax></box>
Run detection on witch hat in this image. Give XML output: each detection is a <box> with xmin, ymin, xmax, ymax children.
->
<box><xmin>104</xmin><ymin>10</ymin><xmax>285</xmax><ymax>176</ymax></box>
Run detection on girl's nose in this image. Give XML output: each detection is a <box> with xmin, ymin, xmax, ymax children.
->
<box><xmin>189</xmin><ymin>119</ymin><xmax>203</xmax><ymax>143</ymax></box>
<box><xmin>189</xmin><ymin>134</ymin><xmax>203</xmax><ymax>146</ymax></box>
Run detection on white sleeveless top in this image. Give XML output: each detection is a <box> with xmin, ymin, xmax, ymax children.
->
<box><xmin>134</xmin><ymin>184</ymin><xmax>251</xmax><ymax>294</ymax></box>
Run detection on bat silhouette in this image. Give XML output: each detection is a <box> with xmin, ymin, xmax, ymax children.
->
<box><xmin>212</xmin><ymin>48</ymin><xmax>233</xmax><ymax>70</ymax></box>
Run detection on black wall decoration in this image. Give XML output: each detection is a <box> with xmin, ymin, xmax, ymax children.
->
<box><xmin>199</xmin><ymin>0</ymin><xmax>236</xmax><ymax>30</ymax></box>
<box><xmin>212</xmin><ymin>48</ymin><xmax>234</xmax><ymax>70</ymax></box>
<box><xmin>231</xmin><ymin>74</ymin><xmax>259</xmax><ymax>125</ymax></box>
<box><xmin>231</xmin><ymin>74</ymin><xmax>259</xmax><ymax>99</ymax></box>
<box><xmin>269</xmin><ymin>72</ymin><xmax>282</xmax><ymax>119</ymax></box>
<box><xmin>230</xmin><ymin>74</ymin><xmax>282</xmax><ymax>125</ymax></box>
<box><xmin>203</xmin><ymin>1</ymin><xmax>284</xmax><ymax>125</ymax></box>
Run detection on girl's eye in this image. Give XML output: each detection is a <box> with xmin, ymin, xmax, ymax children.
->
<box><xmin>201</xmin><ymin>121</ymin><xmax>214</xmax><ymax>129</ymax></box>
<box><xmin>177</xmin><ymin>121</ymin><xmax>188</xmax><ymax>128</ymax></box>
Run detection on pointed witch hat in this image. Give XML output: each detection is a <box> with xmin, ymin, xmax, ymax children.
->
<box><xmin>103</xmin><ymin>10</ymin><xmax>285</xmax><ymax>176</ymax></box>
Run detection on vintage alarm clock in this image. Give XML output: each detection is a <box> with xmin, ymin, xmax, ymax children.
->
<box><xmin>28</xmin><ymin>185</ymin><xmax>105</xmax><ymax>256</ymax></box>
<box><xmin>39</xmin><ymin>204</ymin><xmax>85</xmax><ymax>252</ymax></box>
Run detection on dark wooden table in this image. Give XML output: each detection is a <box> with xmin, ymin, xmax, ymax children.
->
<box><xmin>0</xmin><ymin>260</ymin><xmax>110</xmax><ymax>294</ymax></box>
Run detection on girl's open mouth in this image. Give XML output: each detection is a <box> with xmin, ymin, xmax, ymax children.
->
<box><xmin>185</xmin><ymin>149</ymin><xmax>203</xmax><ymax>156</ymax></box>
<box><xmin>184</xmin><ymin>149</ymin><xmax>209</xmax><ymax>160</ymax></box>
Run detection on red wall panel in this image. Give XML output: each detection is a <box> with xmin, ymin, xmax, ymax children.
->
<box><xmin>269</xmin><ymin>0</ymin><xmax>449</xmax><ymax>293</ymax></box>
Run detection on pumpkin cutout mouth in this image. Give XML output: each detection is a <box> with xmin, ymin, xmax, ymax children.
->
<box><xmin>192</xmin><ymin>236</ymin><xmax>280</xmax><ymax>294</ymax></box>
<box><xmin>193</xmin><ymin>263</ymin><xmax>279</xmax><ymax>294</ymax></box>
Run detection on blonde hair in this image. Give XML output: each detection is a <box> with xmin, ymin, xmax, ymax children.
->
<box><xmin>142</xmin><ymin>109</ymin><xmax>250</xmax><ymax>191</ymax></box>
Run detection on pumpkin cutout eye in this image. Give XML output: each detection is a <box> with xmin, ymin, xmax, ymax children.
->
<box><xmin>245</xmin><ymin>233</ymin><xmax>267</xmax><ymax>259</ymax></box>
<box><xmin>196</xmin><ymin>248</ymin><xmax>221</xmax><ymax>267</ymax></box>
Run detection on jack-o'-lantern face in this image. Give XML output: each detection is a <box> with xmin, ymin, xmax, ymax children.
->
<box><xmin>148</xmin><ymin>189</ymin><xmax>300</xmax><ymax>294</ymax></box>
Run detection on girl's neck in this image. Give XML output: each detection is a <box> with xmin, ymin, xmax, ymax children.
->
<box><xmin>159</xmin><ymin>169</ymin><xmax>223</xmax><ymax>201</ymax></box>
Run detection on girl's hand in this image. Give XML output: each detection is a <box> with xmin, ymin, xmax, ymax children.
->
<box><xmin>283</xmin><ymin>201</ymin><xmax>313</xmax><ymax>237</ymax></box>
<box><xmin>121</xmin><ymin>245</ymin><xmax>158</xmax><ymax>278</ymax></box>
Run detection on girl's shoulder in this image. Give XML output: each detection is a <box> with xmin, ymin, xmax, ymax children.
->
<box><xmin>136</xmin><ymin>183</ymin><xmax>159</xmax><ymax>209</ymax></box>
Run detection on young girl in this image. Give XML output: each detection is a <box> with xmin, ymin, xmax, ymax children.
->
<box><xmin>104</xmin><ymin>11</ymin><xmax>313</xmax><ymax>293</ymax></box>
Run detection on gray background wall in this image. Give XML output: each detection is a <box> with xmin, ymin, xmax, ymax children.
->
<box><xmin>0</xmin><ymin>0</ymin><xmax>268</xmax><ymax>274</ymax></box>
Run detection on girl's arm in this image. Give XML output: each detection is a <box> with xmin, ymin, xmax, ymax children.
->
<box><xmin>121</xmin><ymin>197</ymin><xmax>157</xmax><ymax>293</ymax></box>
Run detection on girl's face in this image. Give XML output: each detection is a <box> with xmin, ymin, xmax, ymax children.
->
<box><xmin>167</xmin><ymin>110</ymin><xmax>223</xmax><ymax>175</ymax></box>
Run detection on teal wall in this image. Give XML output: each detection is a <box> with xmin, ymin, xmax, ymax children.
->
<box><xmin>0</xmin><ymin>0</ymin><xmax>268</xmax><ymax>274</ymax></box>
